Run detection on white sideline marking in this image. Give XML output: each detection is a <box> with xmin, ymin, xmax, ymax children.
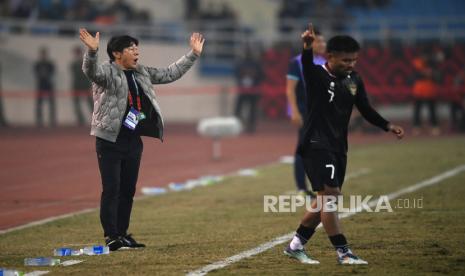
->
<box><xmin>186</xmin><ymin>164</ymin><xmax>465</xmax><ymax>276</ymax></box>
<box><xmin>61</xmin><ymin>260</ymin><xmax>84</xmax><ymax>267</ymax></box>
<box><xmin>24</xmin><ymin>271</ymin><xmax>49</xmax><ymax>276</ymax></box>
<box><xmin>0</xmin><ymin>159</ymin><xmax>282</xmax><ymax>235</ymax></box>
<box><xmin>0</xmin><ymin>208</ymin><xmax>97</xmax><ymax>235</ymax></box>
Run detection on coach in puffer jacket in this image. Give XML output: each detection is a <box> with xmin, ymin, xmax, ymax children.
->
<box><xmin>82</xmin><ymin>32</ymin><xmax>201</xmax><ymax>142</ymax></box>
<box><xmin>79</xmin><ymin>28</ymin><xmax>205</xmax><ymax>251</ymax></box>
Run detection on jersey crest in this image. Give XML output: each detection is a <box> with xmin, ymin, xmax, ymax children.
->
<box><xmin>347</xmin><ymin>80</ymin><xmax>357</xmax><ymax>96</ymax></box>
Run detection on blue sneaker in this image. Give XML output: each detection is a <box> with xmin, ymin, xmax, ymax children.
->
<box><xmin>284</xmin><ymin>246</ymin><xmax>320</xmax><ymax>264</ymax></box>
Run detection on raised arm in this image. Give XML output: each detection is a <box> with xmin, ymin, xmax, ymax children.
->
<box><xmin>145</xmin><ymin>33</ymin><xmax>205</xmax><ymax>84</ymax></box>
<box><xmin>79</xmin><ymin>28</ymin><xmax>107</xmax><ymax>87</ymax></box>
<box><xmin>300</xmin><ymin>23</ymin><xmax>320</xmax><ymax>89</ymax></box>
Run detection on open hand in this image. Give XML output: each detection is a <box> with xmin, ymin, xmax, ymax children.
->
<box><xmin>301</xmin><ymin>23</ymin><xmax>316</xmax><ymax>49</ymax></box>
<box><xmin>79</xmin><ymin>28</ymin><xmax>99</xmax><ymax>51</ymax></box>
<box><xmin>190</xmin><ymin>32</ymin><xmax>205</xmax><ymax>56</ymax></box>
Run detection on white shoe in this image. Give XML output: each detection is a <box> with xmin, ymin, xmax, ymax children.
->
<box><xmin>284</xmin><ymin>246</ymin><xmax>320</xmax><ymax>264</ymax></box>
<box><xmin>338</xmin><ymin>252</ymin><xmax>368</xmax><ymax>265</ymax></box>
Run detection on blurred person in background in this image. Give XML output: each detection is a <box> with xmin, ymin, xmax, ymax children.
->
<box><xmin>411</xmin><ymin>54</ymin><xmax>440</xmax><ymax>135</ymax></box>
<box><xmin>451</xmin><ymin>69</ymin><xmax>465</xmax><ymax>132</ymax></box>
<box><xmin>0</xmin><ymin>63</ymin><xmax>8</xmax><ymax>127</ymax></box>
<box><xmin>34</xmin><ymin>47</ymin><xmax>56</xmax><ymax>127</ymax></box>
<box><xmin>70</xmin><ymin>46</ymin><xmax>93</xmax><ymax>126</ymax></box>
<box><xmin>234</xmin><ymin>49</ymin><xmax>263</xmax><ymax>133</ymax></box>
<box><xmin>286</xmin><ymin>28</ymin><xmax>326</xmax><ymax>197</ymax></box>
<box><xmin>79</xmin><ymin>28</ymin><xmax>204</xmax><ymax>251</ymax></box>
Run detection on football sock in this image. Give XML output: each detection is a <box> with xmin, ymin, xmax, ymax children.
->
<box><xmin>290</xmin><ymin>224</ymin><xmax>315</xmax><ymax>250</ymax></box>
<box><xmin>329</xmin><ymin>234</ymin><xmax>351</xmax><ymax>257</ymax></box>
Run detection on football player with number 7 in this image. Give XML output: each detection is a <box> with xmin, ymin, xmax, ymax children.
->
<box><xmin>284</xmin><ymin>23</ymin><xmax>404</xmax><ymax>265</ymax></box>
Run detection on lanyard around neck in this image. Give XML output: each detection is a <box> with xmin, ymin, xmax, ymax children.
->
<box><xmin>127</xmin><ymin>74</ymin><xmax>142</xmax><ymax>111</ymax></box>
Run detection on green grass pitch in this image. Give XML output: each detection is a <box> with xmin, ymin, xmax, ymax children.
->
<box><xmin>1</xmin><ymin>136</ymin><xmax>464</xmax><ymax>275</ymax></box>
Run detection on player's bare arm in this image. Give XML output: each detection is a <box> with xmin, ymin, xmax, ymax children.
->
<box><xmin>286</xmin><ymin>79</ymin><xmax>303</xmax><ymax>127</ymax></box>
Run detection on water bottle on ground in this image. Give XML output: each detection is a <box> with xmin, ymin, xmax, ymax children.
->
<box><xmin>54</xmin><ymin>248</ymin><xmax>83</xmax><ymax>256</ymax></box>
<box><xmin>82</xmin><ymin>245</ymin><xmax>109</xmax><ymax>255</ymax></box>
<box><xmin>0</xmin><ymin>268</ymin><xmax>23</xmax><ymax>276</ymax></box>
<box><xmin>24</xmin><ymin>257</ymin><xmax>60</xmax><ymax>266</ymax></box>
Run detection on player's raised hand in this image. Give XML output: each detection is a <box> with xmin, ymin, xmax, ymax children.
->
<box><xmin>301</xmin><ymin>23</ymin><xmax>316</xmax><ymax>49</ymax></box>
<box><xmin>79</xmin><ymin>28</ymin><xmax>99</xmax><ymax>51</ymax></box>
<box><xmin>190</xmin><ymin>32</ymin><xmax>205</xmax><ymax>56</ymax></box>
<box><xmin>388</xmin><ymin>124</ymin><xmax>405</xmax><ymax>139</ymax></box>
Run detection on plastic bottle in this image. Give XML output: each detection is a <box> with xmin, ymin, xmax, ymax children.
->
<box><xmin>82</xmin><ymin>245</ymin><xmax>109</xmax><ymax>255</ymax></box>
<box><xmin>0</xmin><ymin>268</ymin><xmax>23</xmax><ymax>276</ymax></box>
<box><xmin>53</xmin><ymin>248</ymin><xmax>71</xmax><ymax>256</ymax></box>
<box><xmin>24</xmin><ymin>257</ymin><xmax>60</xmax><ymax>266</ymax></box>
<box><xmin>141</xmin><ymin>187</ymin><xmax>167</xmax><ymax>195</ymax></box>
<box><xmin>53</xmin><ymin>248</ymin><xmax>83</xmax><ymax>256</ymax></box>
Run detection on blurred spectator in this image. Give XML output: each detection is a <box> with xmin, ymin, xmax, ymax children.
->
<box><xmin>411</xmin><ymin>55</ymin><xmax>439</xmax><ymax>135</ymax></box>
<box><xmin>234</xmin><ymin>49</ymin><xmax>263</xmax><ymax>133</ymax></box>
<box><xmin>70</xmin><ymin>46</ymin><xmax>92</xmax><ymax>126</ymax></box>
<box><xmin>2</xmin><ymin>0</ymin><xmax>150</xmax><ymax>25</ymax></box>
<box><xmin>451</xmin><ymin>69</ymin><xmax>465</xmax><ymax>132</ymax></box>
<box><xmin>10</xmin><ymin>0</ymin><xmax>36</xmax><ymax>18</ymax></box>
<box><xmin>260</xmin><ymin>43</ymin><xmax>291</xmax><ymax>119</ymax></box>
<box><xmin>278</xmin><ymin>0</ymin><xmax>351</xmax><ymax>34</ymax></box>
<box><xmin>0</xmin><ymin>1</ymin><xmax>8</xmax><ymax>17</ymax></box>
<box><xmin>34</xmin><ymin>47</ymin><xmax>56</xmax><ymax>127</ymax></box>
<box><xmin>331</xmin><ymin>4</ymin><xmax>351</xmax><ymax>32</ymax></box>
<box><xmin>344</xmin><ymin>0</ymin><xmax>391</xmax><ymax>9</ymax></box>
<box><xmin>110</xmin><ymin>0</ymin><xmax>133</xmax><ymax>21</ymax></box>
<box><xmin>184</xmin><ymin>0</ymin><xmax>200</xmax><ymax>20</ymax></box>
<box><xmin>191</xmin><ymin>2</ymin><xmax>238</xmax><ymax>60</ymax></box>
<box><xmin>277</xmin><ymin>0</ymin><xmax>310</xmax><ymax>33</ymax></box>
<box><xmin>38</xmin><ymin>0</ymin><xmax>66</xmax><ymax>20</ymax></box>
<box><xmin>71</xmin><ymin>0</ymin><xmax>97</xmax><ymax>21</ymax></box>
<box><xmin>0</xmin><ymin>63</ymin><xmax>8</xmax><ymax>128</ymax></box>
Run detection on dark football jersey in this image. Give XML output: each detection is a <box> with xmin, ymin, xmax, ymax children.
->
<box><xmin>299</xmin><ymin>48</ymin><xmax>390</xmax><ymax>155</ymax></box>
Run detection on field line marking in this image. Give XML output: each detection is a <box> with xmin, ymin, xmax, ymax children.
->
<box><xmin>0</xmin><ymin>208</ymin><xmax>97</xmax><ymax>235</ymax></box>
<box><xmin>186</xmin><ymin>164</ymin><xmax>465</xmax><ymax>276</ymax></box>
<box><xmin>0</xmin><ymin>158</ymin><xmax>295</xmax><ymax>235</ymax></box>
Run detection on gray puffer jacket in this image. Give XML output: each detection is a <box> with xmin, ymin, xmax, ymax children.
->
<box><xmin>82</xmin><ymin>49</ymin><xmax>198</xmax><ymax>142</ymax></box>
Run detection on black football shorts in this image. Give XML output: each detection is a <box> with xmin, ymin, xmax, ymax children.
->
<box><xmin>302</xmin><ymin>149</ymin><xmax>347</xmax><ymax>192</ymax></box>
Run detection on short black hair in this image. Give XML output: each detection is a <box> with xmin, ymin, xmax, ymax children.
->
<box><xmin>107</xmin><ymin>35</ymin><xmax>139</xmax><ymax>61</ymax></box>
<box><xmin>326</xmin><ymin>35</ymin><xmax>360</xmax><ymax>53</ymax></box>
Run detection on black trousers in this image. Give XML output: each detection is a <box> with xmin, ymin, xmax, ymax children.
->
<box><xmin>72</xmin><ymin>91</ymin><xmax>93</xmax><ymax>126</ymax></box>
<box><xmin>36</xmin><ymin>90</ymin><xmax>56</xmax><ymax>127</ymax></box>
<box><xmin>234</xmin><ymin>93</ymin><xmax>260</xmax><ymax>133</ymax></box>
<box><xmin>413</xmin><ymin>99</ymin><xmax>438</xmax><ymax>127</ymax></box>
<box><xmin>96</xmin><ymin>132</ymin><xmax>143</xmax><ymax>238</ymax></box>
<box><xmin>294</xmin><ymin>127</ymin><xmax>307</xmax><ymax>191</ymax></box>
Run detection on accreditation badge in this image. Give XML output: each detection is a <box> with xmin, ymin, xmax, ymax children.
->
<box><xmin>123</xmin><ymin>107</ymin><xmax>142</xmax><ymax>130</ymax></box>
